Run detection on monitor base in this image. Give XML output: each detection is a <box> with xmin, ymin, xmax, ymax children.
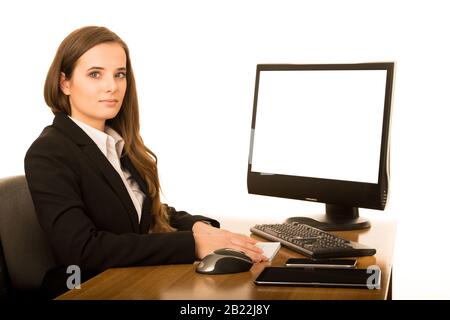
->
<box><xmin>284</xmin><ymin>204</ymin><xmax>371</xmax><ymax>231</ymax></box>
<box><xmin>284</xmin><ymin>215</ymin><xmax>370</xmax><ymax>231</ymax></box>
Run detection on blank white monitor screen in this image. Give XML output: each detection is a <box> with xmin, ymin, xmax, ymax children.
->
<box><xmin>251</xmin><ymin>69</ymin><xmax>387</xmax><ymax>184</ymax></box>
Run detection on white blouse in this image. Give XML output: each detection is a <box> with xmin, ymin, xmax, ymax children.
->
<box><xmin>69</xmin><ymin>116</ymin><xmax>146</xmax><ymax>222</ymax></box>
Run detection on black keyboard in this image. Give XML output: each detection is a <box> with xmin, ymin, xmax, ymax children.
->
<box><xmin>250</xmin><ymin>223</ymin><xmax>376</xmax><ymax>259</ymax></box>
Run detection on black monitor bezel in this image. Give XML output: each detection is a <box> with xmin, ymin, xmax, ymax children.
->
<box><xmin>247</xmin><ymin>62</ymin><xmax>394</xmax><ymax>210</ymax></box>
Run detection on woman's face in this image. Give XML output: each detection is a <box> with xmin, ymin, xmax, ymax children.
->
<box><xmin>60</xmin><ymin>42</ymin><xmax>127</xmax><ymax>131</ymax></box>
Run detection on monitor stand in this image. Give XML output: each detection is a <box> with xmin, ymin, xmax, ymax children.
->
<box><xmin>284</xmin><ymin>204</ymin><xmax>371</xmax><ymax>231</ymax></box>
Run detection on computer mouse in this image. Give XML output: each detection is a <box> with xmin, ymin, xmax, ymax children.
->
<box><xmin>196</xmin><ymin>248</ymin><xmax>253</xmax><ymax>274</ymax></box>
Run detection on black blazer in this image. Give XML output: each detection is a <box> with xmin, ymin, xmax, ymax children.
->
<box><xmin>25</xmin><ymin>112</ymin><xmax>219</xmax><ymax>296</ymax></box>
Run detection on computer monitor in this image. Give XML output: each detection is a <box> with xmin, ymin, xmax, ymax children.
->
<box><xmin>247</xmin><ymin>62</ymin><xmax>394</xmax><ymax>231</ymax></box>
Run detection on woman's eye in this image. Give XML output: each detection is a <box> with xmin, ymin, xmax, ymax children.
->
<box><xmin>116</xmin><ymin>72</ymin><xmax>127</xmax><ymax>78</ymax></box>
<box><xmin>89</xmin><ymin>71</ymin><xmax>100</xmax><ymax>78</ymax></box>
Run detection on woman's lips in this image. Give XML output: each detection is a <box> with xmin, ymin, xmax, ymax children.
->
<box><xmin>99</xmin><ymin>99</ymin><xmax>118</xmax><ymax>106</ymax></box>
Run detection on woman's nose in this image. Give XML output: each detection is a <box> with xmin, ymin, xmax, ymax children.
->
<box><xmin>103</xmin><ymin>75</ymin><xmax>118</xmax><ymax>92</ymax></box>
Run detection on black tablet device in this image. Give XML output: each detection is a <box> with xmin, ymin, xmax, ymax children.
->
<box><xmin>254</xmin><ymin>267</ymin><xmax>381</xmax><ymax>289</ymax></box>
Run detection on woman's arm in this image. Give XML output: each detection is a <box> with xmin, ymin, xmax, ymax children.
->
<box><xmin>167</xmin><ymin>205</ymin><xmax>220</xmax><ymax>230</ymax></box>
<box><xmin>24</xmin><ymin>136</ymin><xmax>198</xmax><ymax>274</ymax></box>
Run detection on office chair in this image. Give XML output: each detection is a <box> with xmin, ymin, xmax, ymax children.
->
<box><xmin>0</xmin><ymin>175</ymin><xmax>55</xmax><ymax>299</ymax></box>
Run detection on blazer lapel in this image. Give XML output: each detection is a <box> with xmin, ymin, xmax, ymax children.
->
<box><xmin>120</xmin><ymin>155</ymin><xmax>154</xmax><ymax>233</ymax></box>
<box><xmin>52</xmin><ymin>112</ymin><xmax>140</xmax><ymax>233</ymax></box>
<box><xmin>139</xmin><ymin>194</ymin><xmax>152</xmax><ymax>233</ymax></box>
<box><xmin>82</xmin><ymin>145</ymin><xmax>140</xmax><ymax>232</ymax></box>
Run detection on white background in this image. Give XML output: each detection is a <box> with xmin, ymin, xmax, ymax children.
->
<box><xmin>252</xmin><ymin>70</ymin><xmax>386</xmax><ymax>183</ymax></box>
<box><xmin>1</xmin><ymin>0</ymin><xmax>449</xmax><ymax>299</ymax></box>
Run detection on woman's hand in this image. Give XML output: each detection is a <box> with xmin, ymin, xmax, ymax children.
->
<box><xmin>192</xmin><ymin>221</ymin><xmax>268</xmax><ymax>263</ymax></box>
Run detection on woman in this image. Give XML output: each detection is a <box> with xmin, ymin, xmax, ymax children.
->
<box><xmin>24</xmin><ymin>26</ymin><xmax>266</xmax><ymax>298</ymax></box>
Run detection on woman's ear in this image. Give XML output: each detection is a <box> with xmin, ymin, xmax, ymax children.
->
<box><xmin>60</xmin><ymin>72</ymin><xmax>71</xmax><ymax>95</ymax></box>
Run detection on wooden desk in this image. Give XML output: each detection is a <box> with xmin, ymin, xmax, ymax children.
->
<box><xmin>56</xmin><ymin>218</ymin><xmax>395</xmax><ymax>300</ymax></box>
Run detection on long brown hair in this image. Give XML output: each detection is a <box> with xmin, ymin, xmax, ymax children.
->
<box><xmin>44</xmin><ymin>26</ymin><xmax>175</xmax><ymax>232</ymax></box>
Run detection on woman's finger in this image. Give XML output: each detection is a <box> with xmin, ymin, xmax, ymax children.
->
<box><xmin>229</xmin><ymin>237</ymin><xmax>263</xmax><ymax>254</ymax></box>
<box><xmin>241</xmin><ymin>235</ymin><xmax>259</xmax><ymax>245</ymax></box>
